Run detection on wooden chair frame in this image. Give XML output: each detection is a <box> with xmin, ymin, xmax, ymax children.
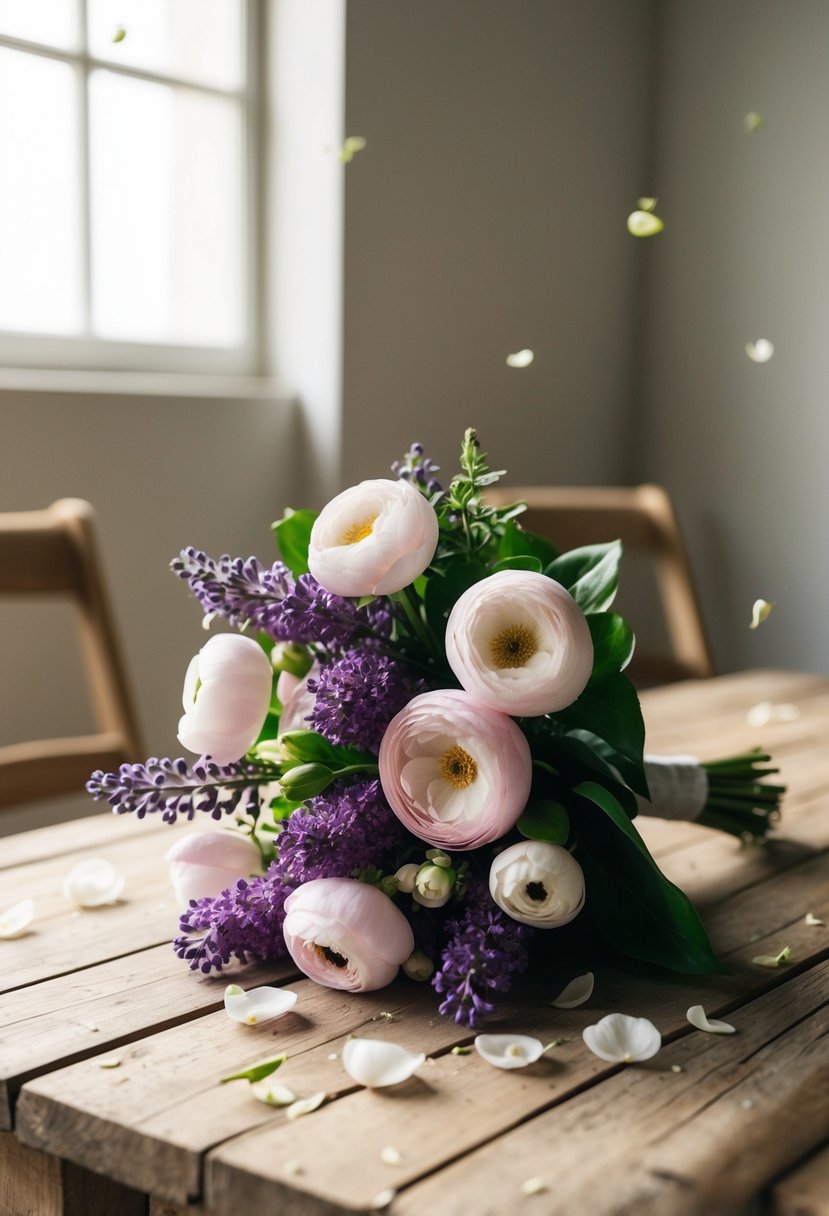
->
<box><xmin>0</xmin><ymin>499</ymin><xmax>143</xmax><ymax>810</ymax></box>
<box><xmin>486</xmin><ymin>483</ymin><xmax>715</xmax><ymax>686</ymax></box>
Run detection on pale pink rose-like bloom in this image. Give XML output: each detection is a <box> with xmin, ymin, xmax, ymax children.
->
<box><xmin>178</xmin><ymin>633</ymin><xmax>273</xmax><ymax>765</ymax></box>
<box><xmin>165</xmin><ymin>831</ymin><xmax>262</xmax><ymax>904</ymax></box>
<box><xmin>307</xmin><ymin>478</ymin><xmax>439</xmax><ymax>597</ymax></box>
<box><xmin>277</xmin><ymin>667</ymin><xmax>318</xmax><ymax>735</ymax></box>
<box><xmin>445</xmin><ymin>569</ymin><xmax>594</xmax><ymax>716</ymax></box>
<box><xmin>282</xmin><ymin>877</ymin><xmax>414</xmax><ymax>993</ymax></box>
<box><xmin>378</xmin><ymin>689</ymin><xmax>532</xmax><ymax>851</ymax></box>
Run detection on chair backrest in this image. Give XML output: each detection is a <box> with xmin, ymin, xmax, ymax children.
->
<box><xmin>486</xmin><ymin>484</ymin><xmax>714</xmax><ymax>687</ymax></box>
<box><xmin>0</xmin><ymin>499</ymin><xmax>142</xmax><ymax>809</ymax></box>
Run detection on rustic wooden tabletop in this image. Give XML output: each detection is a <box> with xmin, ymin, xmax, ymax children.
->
<box><xmin>1</xmin><ymin>670</ymin><xmax>828</xmax><ymax>1216</ymax></box>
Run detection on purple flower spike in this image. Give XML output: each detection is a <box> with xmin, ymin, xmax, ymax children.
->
<box><xmin>308</xmin><ymin>650</ymin><xmax>426</xmax><ymax>754</ymax></box>
<box><xmin>174</xmin><ymin>866</ymin><xmax>292</xmax><ymax>973</ymax></box>
<box><xmin>86</xmin><ymin>756</ymin><xmax>279</xmax><ymax>824</ymax></box>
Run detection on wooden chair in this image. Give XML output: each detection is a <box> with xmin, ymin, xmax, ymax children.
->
<box><xmin>486</xmin><ymin>484</ymin><xmax>714</xmax><ymax>686</ymax></box>
<box><xmin>0</xmin><ymin>499</ymin><xmax>143</xmax><ymax>810</ymax></box>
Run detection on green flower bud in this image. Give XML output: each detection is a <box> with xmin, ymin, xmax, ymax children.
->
<box><xmin>271</xmin><ymin>642</ymin><xmax>313</xmax><ymax>679</ymax></box>
<box><xmin>278</xmin><ymin>763</ymin><xmax>334</xmax><ymax>800</ymax></box>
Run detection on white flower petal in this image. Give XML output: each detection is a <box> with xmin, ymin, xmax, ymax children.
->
<box><xmin>371</xmin><ymin>1189</ymin><xmax>397</xmax><ymax>1210</ymax></box>
<box><xmin>286</xmin><ymin>1092</ymin><xmax>326</xmax><ymax>1119</ymax></box>
<box><xmin>251</xmin><ymin>1080</ymin><xmax>297</xmax><ymax>1107</ymax></box>
<box><xmin>805</xmin><ymin>912</ymin><xmax>825</xmax><ymax>926</ymax></box>
<box><xmin>582</xmin><ymin>1013</ymin><xmax>661</xmax><ymax>1062</ymax></box>
<box><xmin>551</xmin><ymin>972</ymin><xmax>594</xmax><ymax>1009</ymax></box>
<box><xmin>686</xmin><ymin>1005</ymin><xmax>736</xmax><ymax>1034</ymax></box>
<box><xmin>746</xmin><ymin>339</ymin><xmax>774</xmax><ymax>364</ymax></box>
<box><xmin>97</xmin><ymin>1056</ymin><xmax>123</xmax><ymax>1069</ymax></box>
<box><xmin>521</xmin><ymin>1177</ymin><xmax>548</xmax><ymax>1196</ymax></box>
<box><xmin>474</xmin><ymin>1034</ymin><xmax>545</xmax><ymax>1070</ymax></box>
<box><xmin>505</xmin><ymin>349</ymin><xmax>534</xmax><ymax>368</ymax></box>
<box><xmin>752</xmin><ymin>946</ymin><xmax>792</xmax><ymax>968</ymax></box>
<box><xmin>746</xmin><ymin>701</ymin><xmax>799</xmax><ymax>727</ymax></box>
<box><xmin>223</xmin><ymin>984</ymin><xmax>298</xmax><ymax>1025</ymax></box>
<box><xmin>62</xmin><ymin>859</ymin><xmax>124</xmax><ymax>907</ymax></box>
<box><xmin>342</xmin><ymin>1038</ymin><xmax>425</xmax><ymax>1088</ymax></box>
<box><xmin>636</xmin><ymin>196</ymin><xmax>658</xmax><ymax>212</ymax></box>
<box><xmin>380</xmin><ymin>1146</ymin><xmax>402</xmax><ymax>1166</ymax></box>
<box><xmin>0</xmin><ymin>898</ymin><xmax>34</xmax><ymax>939</ymax></box>
<box><xmin>750</xmin><ymin>598</ymin><xmax>774</xmax><ymax>628</ymax></box>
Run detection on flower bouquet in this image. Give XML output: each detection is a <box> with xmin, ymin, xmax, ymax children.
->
<box><xmin>88</xmin><ymin>430</ymin><xmax>784</xmax><ymax>1026</ymax></box>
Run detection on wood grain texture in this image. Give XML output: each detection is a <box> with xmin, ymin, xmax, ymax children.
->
<box><xmin>772</xmin><ymin>1146</ymin><xmax>829</xmax><ymax>1216</ymax></box>
<box><xmin>0</xmin><ymin>1130</ymin><xmax>62</xmax><ymax>1216</ymax></box>
<box><xmin>0</xmin><ymin>812</ymin><xmax>169</xmax><ymax>873</ymax></box>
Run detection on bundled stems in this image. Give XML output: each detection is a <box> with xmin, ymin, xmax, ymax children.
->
<box><xmin>697</xmin><ymin>750</ymin><xmax>785</xmax><ymax>840</ymax></box>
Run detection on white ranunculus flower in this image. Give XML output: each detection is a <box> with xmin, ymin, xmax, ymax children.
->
<box><xmin>178</xmin><ymin>633</ymin><xmax>273</xmax><ymax>766</ymax></box>
<box><xmin>307</xmin><ymin>478</ymin><xmax>439</xmax><ymax>597</ymax></box>
<box><xmin>277</xmin><ymin>666</ymin><xmax>318</xmax><ymax>735</ymax></box>
<box><xmin>489</xmin><ymin>840</ymin><xmax>585</xmax><ymax>928</ymax></box>
<box><xmin>445</xmin><ymin>569</ymin><xmax>594</xmax><ymax>716</ymax></box>
<box><xmin>413</xmin><ymin>863</ymin><xmax>455</xmax><ymax>908</ymax></box>
<box><xmin>165</xmin><ymin>830</ymin><xmax>262</xmax><ymax>904</ymax></box>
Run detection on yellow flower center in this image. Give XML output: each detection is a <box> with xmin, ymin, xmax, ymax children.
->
<box><xmin>340</xmin><ymin>515</ymin><xmax>377</xmax><ymax>545</ymax></box>
<box><xmin>439</xmin><ymin>745</ymin><xmax>478</xmax><ymax>789</ymax></box>
<box><xmin>489</xmin><ymin>623</ymin><xmax>538</xmax><ymax>669</ymax></box>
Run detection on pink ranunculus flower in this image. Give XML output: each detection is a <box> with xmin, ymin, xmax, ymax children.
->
<box><xmin>445</xmin><ymin>569</ymin><xmax>594</xmax><ymax>716</ymax></box>
<box><xmin>282</xmin><ymin>877</ymin><xmax>415</xmax><ymax>993</ymax></box>
<box><xmin>307</xmin><ymin>478</ymin><xmax>439</xmax><ymax>597</ymax></box>
<box><xmin>277</xmin><ymin>666</ymin><xmax>318</xmax><ymax>735</ymax></box>
<box><xmin>165</xmin><ymin>830</ymin><xmax>262</xmax><ymax>904</ymax></box>
<box><xmin>177</xmin><ymin>633</ymin><xmax>273</xmax><ymax>765</ymax></box>
<box><xmin>378</xmin><ymin>689</ymin><xmax>532</xmax><ymax>851</ymax></box>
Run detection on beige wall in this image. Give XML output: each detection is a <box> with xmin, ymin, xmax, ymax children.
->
<box><xmin>342</xmin><ymin>0</ymin><xmax>659</xmax><ymax>485</ymax></box>
<box><xmin>638</xmin><ymin>0</ymin><xmax>829</xmax><ymax>674</ymax></box>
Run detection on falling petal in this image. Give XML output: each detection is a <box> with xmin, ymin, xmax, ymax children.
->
<box><xmin>62</xmin><ymin>859</ymin><xmax>124</xmax><ymax>907</ymax></box>
<box><xmin>746</xmin><ymin>339</ymin><xmax>774</xmax><ymax>363</ymax></box>
<box><xmin>474</xmin><ymin>1034</ymin><xmax>545</xmax><ymax>1070</ymax></box>
<box><xmin>551</xmin><ymin>972</ymin><xmax>594</xmax><ymax>1009</ymax></box>
<box><xmin>221</xmin><ymin>1053</ymin><xmax>288</xmax><ymax>1084</ymax></box>
<box><xmin>686</xmin><ymin>1005</ymin><xmax>736</xmax><ymax>1034</ymax></box>
<box><xmin>521</xmin><ymin>1177</ymin><xmax>548</xmax><ymax>1196</ymax></box>
<box><xmin>339</xmin><ymin>135</ymin><xmax>367</xmax><ymax>163</ymax></box>
<box><xmin>286</xmin><ymin>1092</ymin><xmax>326</xmax><ymax>1119</ymax></box>
<box><xmin>506</xmin><ymin>349</ymin><xmax>534</xmax><ymax>368</ymax></box>
<box><xmin>342</xmin><ymin>1038</ymin><xmax>425</xmax><ymax>1088</ymax></box>
<box><xmin>750</xmin><ymin>599</ymin><xmax>774</xmax><ymax>629</ymax></box>
<box><xmin>627</xmin><ymin>210</ymin><xmax>664</xmax><ymax>237</ymax></box>
<box><xmin>0</xmin><ymin>898</ymin><xmax>34</xmax><ymax>939</ymax></box>
<box><xmin>752</xmin><ymin>945</ymin><xmax>792</xmax><ymax>968</ymax></box>
<box><xmin>637</xmin><ymin>197</ymin><xmax>658</xmax><ymax>212</ymax></box>
<box><xmin>582</xmin><ymin>1013</ymin><xmax>661</xmax><ymax>1062</ymax></box>
<box><xmin>380</xmin><ymin>1146</ymin><xmax>402</xmax><ymax>1166</ymax></box>
<box><xmin>223</xmin><ymin>984</ymin><xmax>298</xmax><ymax>1026</ymax></box>
<box><xmin>112</xmin><ymin>27</ymin><xmax>127</xmax><ymax>43</ymax></box>
<box><xmin>251</xmin><ymin>1080</ymin><xmax>297</xmax><ymax>1107</ymax></box>
<box><xmin>744</xmin><ymin>112</ymin><xmax>765</xmax><ymax>132</ymax></box>
<box><xmin>805</xmin><ymin>912</ymin><xmax>825</xmax><ymax>926</ymax></box>
<box><xmin>746</xmin><ymin>701</ymin><xmax>799</xmax><ymax>727</ymax></box>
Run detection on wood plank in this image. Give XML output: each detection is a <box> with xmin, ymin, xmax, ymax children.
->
<box><xmin>0</xmin><ymin>1130</ymin><xmax>62</xmax><ymax>1216</ymax></box>
<box><xmin>16</xmin><ymin>833</ymin><xmax>829</xmax><ymax>1208</ymax></box>
<box><xmin>0</xmin><ymin>944</ymin><xmax>296</xmax><ymax>1130</ymax></box>
<box><xmin>772</xmin><ymin>1146</ymin><xmax>829</xmax><ymax>1216</ymax></box>
<box><xmin>385</xmin><ymin>964</ymin><xmax>829</xmax><ymax>1216</ymax></box>
<box><xmin>0</xmin><ymin>811</ymin><xmax>169</xmax><ymax>873</ymax></box>
<box><xmin>0</xmin><ymin>823</ymin><xmax>228</xmax><ymax>995</ymax></box>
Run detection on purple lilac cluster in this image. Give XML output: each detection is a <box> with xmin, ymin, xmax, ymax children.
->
<box><xmin>433</xmin><ymin>878</ymin><xmax>532</xmax><ymax>1027</ymax></box>
<box><xmin>276</xmin><ymin>778</ymin><xmax>403</xmax><ymax>886</ymax></box>
<box><xmin>172</xmin><ymin>551</ymin><xmax>392</xmax><ymax>655</ymax></box>
<box><xmin>86</xmin><ymin>756</ymin><xmax>279</xmax><ymax>824</ymax></box>
<box><xmin>174</xmin><ymin>868</ymin><xmax>292</xmax><ymax>973</ymax></box>
<box><xmin>308</xmin><ymin>651</ymin><xmax>426</xmax><ymax>754</ymax></box>
<box><xmin>391</xmin><ymin>442</ymin><xmax>443</xmax><ymax>496</ymax></box>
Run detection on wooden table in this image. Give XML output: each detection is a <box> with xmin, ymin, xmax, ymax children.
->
<box><xmin>2</xmin><ymin>670</ymin><xmax>829</xmax><ymax>1216</ymax></box>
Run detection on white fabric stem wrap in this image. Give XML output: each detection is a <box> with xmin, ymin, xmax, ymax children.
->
<box><xmin>635</xmin><ymin>754</ymin><xmax>708</xmax><ymax>822</ymax></box>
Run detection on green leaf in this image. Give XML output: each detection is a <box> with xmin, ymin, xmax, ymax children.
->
<box><xmin>492</xmin><ymin>554</ymin><xmax>543</xmax><ymax>574</ymax></box>
<box><xmin>587</xmin><ymin>613</ymin><xmax>635</xmax><ymax>684</ymax></box>
<box><xmin>424</xmin><ymin>559</ymin><xmax>487</xmax><ymax>635</ymax></box>
<box><xmin>556</xmin><ymin>673</ymin><xmax>647</xmax><ymax>797</ymax></box>
<box><xmin>271</xmin><ymin>508</ymin><xmax>318</xmax><ymax>577</ymax></box>
<box><xmin>221</xmin><ymin>1053</ymin><xmax>288</xmax><ymax>1084</ymax></box>
<box><xmin>545</xmin><ymin>541</ymin><xmax>622</xmax><ymax>613</ymax></box>
<box><xmin>517</xmin><ymin>800</ymin><xmax>570</xmax><ymax>844</ymax></box>
<box><xmin>497</xmin><ymin>519</ymin><xmax>560</xmax><ymax>567</ymax></box>
<box><xmin>574</xmin><ymin>781</ymin><xmax>727</xmax><ymax>975</ymax></box>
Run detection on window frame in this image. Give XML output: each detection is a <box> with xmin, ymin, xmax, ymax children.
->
<box><xmin>0</xmin><ymin>0</ymin><xmax>261</xmax><ymax>375</ymax></box>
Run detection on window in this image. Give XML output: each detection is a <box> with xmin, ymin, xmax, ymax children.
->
<box><xmin>0</xmin><ymin>0</ymin><xmax>257</xmax><ymax>373</ymax></box>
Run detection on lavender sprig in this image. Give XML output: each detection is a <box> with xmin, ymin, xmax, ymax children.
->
<box><xmin>86</xmin><ymin>756</ymin><xmax>280</xmax><ymax>825</ymax></box>
<box><xmin>171</xmin><ymin>550</ymin><xmax>293</xmax><ymax>634</ymax></box>
<box><xmin>391</xmin><ymin>441</ymin><xmax>443</xmax><ymax>495</ymax></box>
<box><xmin>308</xmin><ymin>651</ymin><xmax>426</xmax><ymax>754</ymax></box>
<box><xmin>433</xmin><ymin>877</ymin><xmax>531</xmax><ymax>1027</ymax></box>
<box><xmin>174</xmin><ymin>867</ymin><xmax>292</xmax><ymax>973</ymax></box>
